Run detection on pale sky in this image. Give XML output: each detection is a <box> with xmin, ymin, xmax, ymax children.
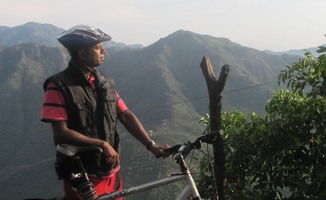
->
<box><xmin>1</xmin><ymin>0</ymin><xmax>325</xmax><ymax>51</ymax></box>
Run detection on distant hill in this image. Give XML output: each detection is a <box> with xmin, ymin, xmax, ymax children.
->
<box><xmin>0</xmin><ymin>22</ymin><xmax>143</xmax><ymax>49</ymax></box>
<box><xmin>263</xmin><ymin>46</ymin><xmax>325</xmax><ymax>57</ymax></box>
<box><xmin>0</xmin><ymin>22</ymin><xmax>64</xmax><ymax>47</ymax></box>
<box><xmin>0</xmin><ymin>23</ymin><xmax>306</xmax><ymax>199</ymax></box>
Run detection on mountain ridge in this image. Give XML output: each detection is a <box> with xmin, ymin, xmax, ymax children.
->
<box><xmin>0</xmin><ymin>22</ymin><xmax>144</xmax><ymax>49</ymax></box>
<box><xmin>109</xmin><ymin>28</ymin><xmax>299</xmax><ymax>117</ymax></box>
<box><xmin>1</xmin><ymin>22</ymin><xmax>324</xmax><ymax>54</ymax></box>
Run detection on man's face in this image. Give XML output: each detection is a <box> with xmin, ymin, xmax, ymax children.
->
<box><xmin>80</xmin><ymin>43</ymin><xmax>106</xmax><ymax>67</ymax></box>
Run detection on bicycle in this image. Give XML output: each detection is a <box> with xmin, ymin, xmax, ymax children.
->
<box><xmin>54</xmin><ymin>131</ymin><xmax>220</xmax><ymax>200</ymax></box>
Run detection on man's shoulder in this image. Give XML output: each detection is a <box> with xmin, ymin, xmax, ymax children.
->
<box><xmin>43</xmin><ymin>67</ymin><xmax>76</xmax><ymax>93</ymax></box>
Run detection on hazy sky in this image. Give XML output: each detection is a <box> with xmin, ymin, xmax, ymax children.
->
<box><xmin>1</xmin><ymin>0</ymin><xmax>325</xmax><ymax>51</ymax></box>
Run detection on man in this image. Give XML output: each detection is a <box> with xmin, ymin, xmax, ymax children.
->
<box><xmin>41</xmin><ymin>25</ymin><xmax>168</xmax><ymax>199</ymax></box>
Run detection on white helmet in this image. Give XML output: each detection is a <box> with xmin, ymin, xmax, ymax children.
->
<box><xmin>57</xmin><ymin>25</ymin><xmax>111</xmax><ymax>50</ymax></box>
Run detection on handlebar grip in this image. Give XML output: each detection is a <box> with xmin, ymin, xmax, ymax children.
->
<box><xmin>165</xmin><ymin>144</ymin><xmax>183</xmax><ymax>156</ymax></box>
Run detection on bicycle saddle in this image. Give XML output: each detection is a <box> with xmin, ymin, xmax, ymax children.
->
<box><xmin>56</xmin><ymin>144</ymin><xmax>103</xmax><ymax>157</ymax></box>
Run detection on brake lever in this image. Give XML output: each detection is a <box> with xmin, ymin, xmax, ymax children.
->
<box><xmin>167</xmin><ymin>144</ymin><xmax>183</xmax><ymax>155</ymax></box>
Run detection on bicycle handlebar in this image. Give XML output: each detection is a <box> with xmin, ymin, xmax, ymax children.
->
<box><xmin>165</xmin><ymin>130</ymin><xmax>221</xmax><ymax>158</ymax></box>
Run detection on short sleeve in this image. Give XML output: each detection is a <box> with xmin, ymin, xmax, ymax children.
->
<box><xmin>116</xmin><ymin>92</ymin><xmax>128</xmax><ymax>114</ymax></box>
<box><xmin>40</xmin><ymin>82</ymin><xmax>68</xmax><ymax>122</ymax></box>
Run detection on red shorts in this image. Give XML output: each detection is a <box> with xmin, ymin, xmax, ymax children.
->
<box><xmin>63</xmin><ymin>166</ymin><xmax>122</xmax><ymax>200</ymax></box>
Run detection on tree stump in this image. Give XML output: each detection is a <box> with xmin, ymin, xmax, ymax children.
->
<box><xmin>200</xmin><ymin>56</ymin><xmax>229</xmax><ymax>200</ymax></box>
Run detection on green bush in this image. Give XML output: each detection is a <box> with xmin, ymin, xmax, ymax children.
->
<box><xmin>198</xmin><ymin>46</ymin><xmax>326</xmax><ymax>199</ymax></box>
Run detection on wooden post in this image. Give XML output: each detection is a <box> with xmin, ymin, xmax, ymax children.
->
<box><xmin>200</xmin><ymin>56</ymin><xmax>229</xmax><ymax>200</ymax></box>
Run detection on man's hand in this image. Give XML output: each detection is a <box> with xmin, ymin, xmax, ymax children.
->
<box><xmin>149</xmin><ymin>144</ymin><xmax>170</xmax><ymax>158</ymax></box>
<box><xmin>101</xmin><ymin>142</ymin><xmax>120</xmax><ymax>166</ymax></box>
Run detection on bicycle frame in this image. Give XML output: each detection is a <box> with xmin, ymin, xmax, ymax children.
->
<box><xmin>97</xmin><ymin>153</ymin><xmax>200</xmax><ymax>200</ymax></box>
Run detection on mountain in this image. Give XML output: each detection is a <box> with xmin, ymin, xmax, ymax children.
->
<box><xmin>0</xmin><ymin>23</ymin><xmax>305</xmax><ymax>199</ymax></box>
<box><xmin>0</xmin><ymin>22</ymin><xmax>144</xmax><ymax>49</ymax></box>
<box><xmin>0</xmin><ymin>22</ymin><xmax>64</xmax><ymax>47</ymax></box>
<box><xmin>105</xmin><ymin>30</ymin><xmax>299</xmax><ymax>124</ymax></box>
<box><xmin>0</xmin><ymin>43</ymin><xmax>69</xmax><ymax>199</ymax></box>
<box><xmin>263</xmin><ymin>46</ymin><xmax>325</xmax><ymax>57</ymax></box>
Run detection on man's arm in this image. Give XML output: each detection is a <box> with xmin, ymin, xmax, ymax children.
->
<box><xmin>118</xmin><ymin>110</ymin><xmax>168</xmax><ymax>157</ymax></box>
<box><xmin>51</xmin><ymin>121</ymin><xmax>119</xmax><ymax>165</ymax></box>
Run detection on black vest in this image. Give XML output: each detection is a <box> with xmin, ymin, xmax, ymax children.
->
<box><xmin>43</xmin><ymin>60</ymin><xmax>120</xmax><ymax>152</ymax></box>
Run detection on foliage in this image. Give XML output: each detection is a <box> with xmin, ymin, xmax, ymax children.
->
<box><xmin>198</xmin><ymin>46</ymin><xmax>326</xmax><ymax>199</ymax></box>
